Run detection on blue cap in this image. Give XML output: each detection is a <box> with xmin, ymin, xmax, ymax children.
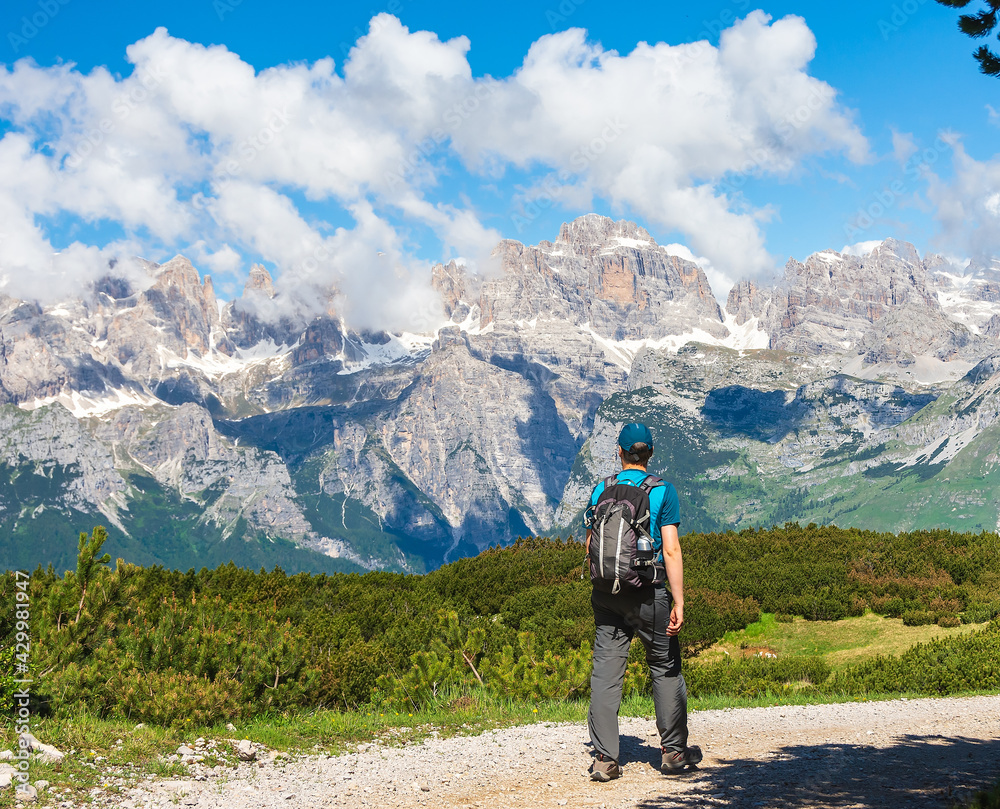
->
<box><xmin>618</xmin><ymin>422</ymin><xmax>653</xmax><ymax>451</ymax></box>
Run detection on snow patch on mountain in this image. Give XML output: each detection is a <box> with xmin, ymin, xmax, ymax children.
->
<box><xmin>336</xmin><ymin>332</ymin><xmax>434</xmax><ymax>375</ymax></box>
<box><xmin>898</xmin><ymin>424</ymin><xmax>981</xmax><ymax>468</ymax></box>
<box><xmin>580</xmin><ymin>313</ymin><xmax>770</xmax><ymax>371</ymax></box>
<box><xmin>19</xmin><ymin>388</ymin><xmax>163</xmax><ymax>419</ymax></box>
<box><xmin>933</xmin><ymin>270</ymin><xmax>999</xmax><ymax>333</ymax></box>
<box><xmin>721</xmin><ymin>312</ymin><xmax>771</xmax><ymax>351</ymax></box>
<box><xmin>235</xmin><ymin>339</ymin><xmax>296</xmax><ymax>361</ymax></box>
<box><xmin>840</xmin><ymin>354</ymin><xmax>975</xmax><ymax>385</ymax></box>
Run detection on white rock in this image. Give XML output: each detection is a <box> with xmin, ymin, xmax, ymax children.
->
<box><xmin>177</xmin><ymin>745</ymin><xmax>195</xmax><ymax>756</ymax></box>
<box><xmin>236</xmin><ymin>739</ymin><xmax>256</xmax><ymax>761</ymax></box>
<box><xmin>16</xmin><ymin>783</ymin><xmax>38</xmax><ymax>802</ymax></box>
<box><xmin>33</xmin><ymin>780</ymin><xmax>49</xmax><ymax>792</ymax></box>
<box><xmin>18</xmin><ymin>733</ymin><xmax>64</xmax><ymax>764</ymax></box>
<box><xmin>157</xmin><ymin>780</ymin><xmax>192</xmax><ymax>793</ymax></box>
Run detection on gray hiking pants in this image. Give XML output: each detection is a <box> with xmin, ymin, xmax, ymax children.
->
<box><xmin>588</xmin><ymin>585</ymin><xmax>688</xmax><ymax>763</ymax></box>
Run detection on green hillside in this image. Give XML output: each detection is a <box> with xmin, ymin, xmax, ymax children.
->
<box><xmin>558</xmin><ymin>346</ymin><xmax>1000</xmax><ymax>539</ymax></box>
<box><xmin>0</xmin><ymin>464</ymin><xmax>365</xmax><ymax>576</ymax></box>
<box><xmin>4</xmin><ymin>526</ymin><xmax>1000</xmax><ymax>726</ymax></box>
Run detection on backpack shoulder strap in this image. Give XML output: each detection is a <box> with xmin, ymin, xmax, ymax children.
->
<box><xmin>639</xmin><ymin>475</ymin><xmax>663</xmax><ymax>493</ymax></box>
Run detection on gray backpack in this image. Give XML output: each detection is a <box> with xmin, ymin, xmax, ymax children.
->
<box><xmin>585</xmin><ymin>474</ymin><xmax>665</xmax><ymax>593</ymax></box>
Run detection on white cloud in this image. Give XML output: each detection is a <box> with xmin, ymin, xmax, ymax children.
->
<box><xmin>188</xmin><ymin>241</ymin><xmax>243</xmax><ymax>279</ymax></box>
<box><xmin>892</xmin><ymin>130</ymin><xmax>919</xmax><ymax>164</ymax></box>
<box><xmin>925</xmin><ymin>138</ymin><xmax>1000</xmax><ymax>260</ymax></box>
<box><xmin>840</xmin><ymin>240</ymin><xmax>883</xmax><ymax>257</ymax></box>
<box><xmin>450</xmin><ymin>11</ymin><xmax>869</xmax><ymax>279</ymax></box>
<box><xmin>0</xmin><ymin>12</ymin><xmax>869</xmax><ymax>327</ymax></box>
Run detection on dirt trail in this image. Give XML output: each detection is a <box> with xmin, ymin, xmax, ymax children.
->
<box><xmin>112</xmin><ymin>695</ymin><xmax>1000</xmax><ymax>809</ymax></box>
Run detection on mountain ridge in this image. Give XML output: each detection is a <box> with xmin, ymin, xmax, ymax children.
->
<box><xmin>2</xmin><ymin>214</ymin><xmax>999</xmax><ymax>573</ymax></box>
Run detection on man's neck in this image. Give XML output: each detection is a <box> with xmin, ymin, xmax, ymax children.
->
<box><xmin>621</xmin><ymin>464</ymin><xmax>647</xmax><ymax>472</ymax></box>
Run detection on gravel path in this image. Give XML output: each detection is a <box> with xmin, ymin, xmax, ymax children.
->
<box><xmin>107</xmin><ymin>695</ymin><xmax>1000</xmax><ymax>809</ymax></box>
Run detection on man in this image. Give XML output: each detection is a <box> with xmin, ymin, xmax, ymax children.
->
<box><xmin>585</xmin><ymin>422</ymin><xmax>702</xmax><ymax>781</ymax></box>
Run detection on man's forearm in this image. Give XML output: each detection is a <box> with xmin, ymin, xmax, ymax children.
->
<box><xmin>661</xmin><ymin>525</ymin><xmax>683</xmax><ymax>605</ymax></box>
<box><xmin>665</xmin><ymin>556</ymin><xmax>683</xmax><ymax>605</ymax></box>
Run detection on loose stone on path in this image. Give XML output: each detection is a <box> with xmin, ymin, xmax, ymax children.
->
<box><xmin>92</xmin><ymin>695</ymin><xmax>1000</xmax><ymax>809</ymax></box>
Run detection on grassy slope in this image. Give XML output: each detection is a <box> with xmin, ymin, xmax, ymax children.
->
<box><xmin>697</xmin><ymin>612</ymin><xmax>986</xmax><ymax>672</ymax></box>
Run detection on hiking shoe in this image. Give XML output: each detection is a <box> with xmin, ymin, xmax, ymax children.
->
<box><xmin>590</xmin><ymin>753</ymin><xmax>621</xmax><ymax>782</ymax></box>
<box><xmin>661</xmin><ymin>745</ymin><xmax>703</xmax><ymax>773</ymax></box>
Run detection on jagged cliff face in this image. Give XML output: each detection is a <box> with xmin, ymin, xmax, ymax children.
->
<box><xmin>481</xmin><ymin>214</ymin><xmax>725</xmax><ymax>340</ymax></box>
<box><xmin>2</xmin><ymin>216</ymin><xmax>1000</xmax><ymax>573</ymax></box>
<box><xmin>727</xmin><ymin>241</ymin><xmax>992</xmax><ymax>369</ymax></box>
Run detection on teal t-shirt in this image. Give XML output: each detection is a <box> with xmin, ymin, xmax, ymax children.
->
<box><xmin>587</xmin><ymin>470</ymin><xmax>680</xmax><ymax>560</ymax></box>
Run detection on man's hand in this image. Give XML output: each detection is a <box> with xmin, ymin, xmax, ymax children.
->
<box><xmin>666</xmin><ymin>602</ymin><xmax>684</xmax><ymax>636</ymax></box>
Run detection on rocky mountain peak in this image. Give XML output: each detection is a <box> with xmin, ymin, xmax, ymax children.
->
<box><xmin>552</xmin><ymin>214</ymin><xmax>656</xmax><ymax>252</ymax></box>
<box><xmin>93</xmin><ymin>275</ymin><xmax>134</xmax><ymax>301</ymax></box>
<box><xmin>432</xmin><ymin>260</ymin><xmax>470</xmax><ymax>321</ymax></box>
<box><xmin>99</xmin><ymin>255</ymin><xmax>235</xmax><ymax>377</ymax></box>
<box><xmin>244</xmin><ymin>264</ymin><xmax>276</xmax><ymax>298</ymax></box>
<box><xmin>480</xmin><ymin>216</ymin><xmax>725</xmax><ymax>341</ymax></box>
<box><xmin>727</xmin><ymin>237</ymin><xmax>992</xmax><ymax>365</ymax></box>
<box><xmin>150</xmin><ymin>256</ymin><xmax>213</xmax><ymax>307</ymax></box>
<box><xmin>967</xmin><ymin>257</ymin><xmax>1000</xmax><ymax>284</ymax></box>
<box><xmin>872</xmin><ymin>238</ymin><xmax>923</xmax><ymax>267</ymax></box>
<box><xmin>725</xmin><ymin>279</ymin><xmax>787</xmax><ymax>339</ymax></box>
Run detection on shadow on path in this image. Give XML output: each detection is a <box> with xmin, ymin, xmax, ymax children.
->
<box><xmin>619</xmin><ymin>733</ymin><xmax>1000</xmax><ymax>808</ymax></box>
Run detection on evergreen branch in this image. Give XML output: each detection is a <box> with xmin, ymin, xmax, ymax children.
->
<box><xmin>959</xmin><ymin>9</ymin><xmax>998</xmax><ymax>37</ymax></box>
<box><xmin>974</xmin><ymin>43</ymin><xmax>1000</xmax><ymax>73</ymax></box>
<box><xmin>74</xmin><ymin>527</ymin><xmax>111</xmax><ymax>624</ymax></box>
<box><xmin>935</xmin><ymin>0</ymin><xmax>974</xmax><ymax>6</ymax></box>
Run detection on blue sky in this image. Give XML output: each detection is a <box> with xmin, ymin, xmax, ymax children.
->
<box><xmin>1</xmin><ymin>0</ymin><xmax>999</xmax><ymax>326</ymax></box>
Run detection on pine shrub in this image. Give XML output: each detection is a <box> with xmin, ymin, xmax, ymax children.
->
<box><xmin>902</xmin><ymin>610</ymin><xmax>935</xmax><ymax>627</ymax></box>
<box><xmin>480</xmin><ymin>632</ymin><xmax>591</xmax><ymax>701</ymax></box>
<box><xmin>685</xmin><ymin>655</ymin><xmax>831</xmax><ymax>698</ymax></box>
<box><xmin>5</xmin><ymin>527</ymin><xmax>999</xmax><ymax>724</ymax></box>
<box><xmin>832</xmin><ymin>621</ymin><xmax>1000</xmax><ymax>695</ymax></box>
